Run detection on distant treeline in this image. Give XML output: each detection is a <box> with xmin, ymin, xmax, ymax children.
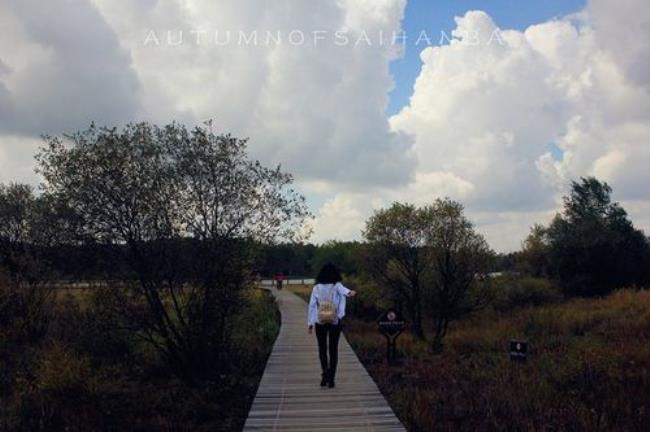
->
<box><xmin>19</xmin><ymin>241</ymin><xmax>346</xmax><ymax>281</ymax></box>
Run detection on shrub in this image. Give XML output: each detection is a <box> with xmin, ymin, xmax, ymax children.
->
<box><xmin>346</xmin><ymin>288</ymin><xmax>650</xmax><ymax>431</ymax></box>
<box><xmin>231</xmin><ymin>288</ymin><xmax>280</xmax><ymax>373</ymax></box>
<box><xmin>9</xmin><ymin>341</ymin><xmax>98</xmax><ymax>431</ymax></box>
<box><xmin>0</xmin><ymin>274</ymin><xmax>53</xmax><ymax>344</ymax></box>
<box><xmin>35</xmin><ymin>341</ymin><xmax>94</xmax><ymax>397</ymax></box>
<box><xmin>492</xmin><ymin>276</ymin><xmax>563</xmax><ymax>311</ymax></box>
<box><xmin>343</xmin><ymin>273</ymin><xmax>391</xmax><ymax>321</ymax></box>
<box><xmin>1</xmin><ymin>286</ymin><xmax>282</xmax><ymax>431</ymax></box>
<box><xmin>48</xmin><ymin>287</ymin><xmax>135</xmax><ymax>366</ymax></box>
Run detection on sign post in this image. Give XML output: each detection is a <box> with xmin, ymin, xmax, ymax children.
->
<box><xmin>510</xmin><ymin>339</ymin><xmax>528</xmax><ymax>362</ymax></box>
<box><xmin>377</xmin><ymin>308</ymin><xmax>406</xmax><ymax>366</ymax></box>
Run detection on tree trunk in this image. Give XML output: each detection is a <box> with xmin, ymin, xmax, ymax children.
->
<box><xmin>431</xmin><ymin>316</ymin><xmax>448</xmax><ymax>354</ymax></box>
<box><xmin>431</xmin><ymin>335</ymin><xmax>444</xmax><ymax>354</ymax></box>
<box><xmin>410</xmin><ymin>302</ymin><xmax>425</xmax><ymax>339</ymax></box>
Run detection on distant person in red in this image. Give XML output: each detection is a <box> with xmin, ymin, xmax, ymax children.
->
<box><xmin>274</xmin><ymin>272</ymin><xmax>285</xmax><ymax>289</ymax></box>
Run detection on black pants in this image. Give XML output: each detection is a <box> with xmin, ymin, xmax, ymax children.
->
<box><xmin>315</xmin><ymin>322</ymin><xmax>342</xmax><ymax>378</ymax></box>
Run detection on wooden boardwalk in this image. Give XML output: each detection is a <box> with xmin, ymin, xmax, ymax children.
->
<box><xmin>243</xmin><ymin>286</ymin><xmax>406</xmax><ymax>431</ymax></box>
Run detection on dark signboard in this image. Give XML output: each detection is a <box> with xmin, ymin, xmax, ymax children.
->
<box><xmin>378</xmin><ymin>308</ymin><xmax>406</xmax><ymax>338</ymax></box>
<box><xmin>378</xmin><ymin>308</ymin><xmax>406</xmax><ymax>365</ymax></box>
<box><xmin>510</xmin><ymin>339</ymin><xmax>528</xmax><ymax>362</ymax></box>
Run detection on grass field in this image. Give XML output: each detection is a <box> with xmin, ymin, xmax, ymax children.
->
<box><xmin>1</xmin><ymin>284</ymin><xmax>280</xmax><ymax>431</ymax></box>
<box><xmin>266</xmin><ymin>283</ymin><xmax>650</xmax><ymax>430</ymax></box>
<box><xmin>342</xmin><ymin>289</ymin><xmax>650</xmax><ymax>431</ymax></box>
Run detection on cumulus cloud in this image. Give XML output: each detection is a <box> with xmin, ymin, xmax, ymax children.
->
<box><xmin>391</xmin><ymin>11</ymin><xmax>574</xmax><ymax>213</ymax></box>
<box><xmin>89</xmin><ymin>0</ymin><xmax>416</xmax><ymax>186</ymax></box>
<box><xmin>0</xmin><ymin>0</ymin><xmax>141</xmax><ymax>136</ymax></box>
<box><xmin>312</xmin><ymin>1</ymin><xmax>650</xmax><ymax>250</ymax></box>
<box><xmin>310</xmin><ymin>194</ymin><xmax>366</xmax><ymax>243</ymax></box>
<box><xmin>309</xmin><ymin>172</ymin><xmax>475</xmax><ymax>244</ymax></box>
<box><xmin>585</xmin><ymin>0</ymin><xmax>650</xmax><ymax>89</ymax></box>
<box><xmin>1</xmin><ymin>0</ymin><xmax>649</xmax><ymax>252</ymax></box>
<box><xmin>0</xmin><ymin>0</ymin><xmax>142</xmax><ymax>183</ymax></box>
<box><xmin>0</xmin><ymin>0</ymin><xmax>415</xmax><ymax>188</ymax></box>
<box><xmin>0</xmin><ymin>134</ymin><xmax>42</xmax><ymax>185</ymax></box>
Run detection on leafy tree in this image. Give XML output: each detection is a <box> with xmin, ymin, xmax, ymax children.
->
<box><xmin>36</xmin><ymin>122</ymin><xmax>310</xmax><ymax>383</ymax></box>
<box><xmin>518</xmin><ymin>223</ymin><xmax>552</xmax><ymax>277</ymax></box>
<box><xmin>363</xmin><ymin>199</ymin><xmax>493</xmax><ymax>348</ymax></box>
<box><xmin>363</xmin><ymin>202</ymin><xmax>429</xmax><ymax>338</ymax></box>
<box><xmin>546</xmin><ymin>177</ymin><xmax>650</xmax><ymax>296</ymax></box>
<box><xmin>0</xmin><ymin>183</ymin><xmax>62</xmax><ymax>343</ymax></box>
<box><xmin>423</xmin><ymin>199</ymin><xmax>493</xmax><ymax>352</ymax></box>
<box><xmin>0</xmin><ymin>183</ymin><xmax>35</xmax><ymax>285</ymax></box>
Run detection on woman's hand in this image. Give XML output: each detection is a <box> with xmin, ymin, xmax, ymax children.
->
<box><xmin>308</xmin><ymin>325</ymin><xmax>313</xmax><ymax>334</ymax></box>
<box><xmin>347</xmin><ymin>290</ymin><xmax>357</xmax><ymax>297</ymax></box>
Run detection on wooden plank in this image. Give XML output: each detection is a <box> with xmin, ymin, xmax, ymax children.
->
<box><xmin>243</xmin><ymin>287</ymin><xmax>405</xmax><ymax>431</ymax></box>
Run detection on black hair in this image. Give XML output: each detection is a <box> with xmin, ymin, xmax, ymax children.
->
<box><xmin>315</xmin><ymin>262</ymin><xmax>342</xmax><ymax>284</ymax></box>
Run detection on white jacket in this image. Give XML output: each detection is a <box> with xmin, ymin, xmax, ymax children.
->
<box><xmin>307</xmin><ymin>282</ymin><xmax>351</xmax><ymax>326</ymax></box>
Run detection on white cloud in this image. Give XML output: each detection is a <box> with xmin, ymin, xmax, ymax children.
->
<box><xmin>309</xmin><ymin>171</ymin><xmax>475</xmax><ymax>244</ymax></box>
<box><xmin>621</xmin><ymin>200</ymin><xmax>650</xmax><ymax>236</ymax></box>
<box><xmin>0</xmin><ymin>0</ymin><xmax>144</xmax><ymax>187</ymax></box>
<box><xmin>0</xmin><ymin>134</ymin><xmax>41</xmax><ymax>186</ymax></box>
<box><xmin>1</xmin><ymin>0</ymin><xmax>649</xmax><ymax>252</ymax></box>
<box><xmin>310</xmin><ymin>194</ymin><xmax>366</xmax><ymax>243</ymax></box>
<box><xmin>89</xmin><ymin>0</ymin><xmax>416</xmax><ymax>187</ymax></box>
<box><xmin>385</xmin><ymin>4</ymin><xmax>650</xmax><ymax>250</ymax></box>
<box><xmin>391</xmin><ymin>11</ymin><xmax>572</xmax><ymax>213</ymax></box>
<box><xmin>0</xmin><ymin>0</ymin><xmax>415</xmax><ymax>188</ymax></box>
<box><xmin>585</xmin><ymin>0</ymin><xmax>650</xmax><ymax>89</ymax></box>
<box><xmin>0</xmin><ymin>0</ymin><xmax>141</xmax><ymax>135</ymax></box>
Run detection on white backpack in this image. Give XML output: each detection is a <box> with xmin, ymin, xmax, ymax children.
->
<box><xmin>317</xmin><ymin>284</ymin><xmax>338</xmax><ymax>324</ymax></box>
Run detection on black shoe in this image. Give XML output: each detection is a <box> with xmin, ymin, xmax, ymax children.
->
<box><xmin>327</xmin><ymin>374</ymin><xmax>335</xmax><ymax>388</ymax></box>
<box><xmin>320</xmin><ymin>370</ymin><xmax>329</xmax><ymax>387</ymax></box>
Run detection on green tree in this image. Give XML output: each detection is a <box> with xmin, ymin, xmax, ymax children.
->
<box><xmin>424</xmin><ymin>199</ymin><xmax>493</xmax><ymax>352</ymax></box>
<box><xmin>518</xmin><ymin>223</ymin><xmax>552</xmax><ymax>277</ymax></box>
<box><xmin>363</xmin><ymin>202</ymin><xmax>429</xmax><ymax>339</ymax></box>
<box><xmin>0</xmin><ymin>183</ymin><xmax>35</xmax><ymax>285</ymax></box>
<box><xmin>36</xmin><ymin>122</ymin><xmax>310</xmax><ymax>383</ymax></box>
<box><xmin>363</xmin><ymin>199</ymin><xmax>493</xmax><ymax>348</ymax></box>
<box><xmin>546</xmin><ymin>177</ymin><xmax>650</xmax><ymax>296</ymax></box>
<box><xmin>0</xmin><ymin>183</ymin><xmax>63</xmax><ymax>343</ymax></box>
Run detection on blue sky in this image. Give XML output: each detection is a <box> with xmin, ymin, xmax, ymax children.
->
<box><xmin>387</xmin><ymin>0</ymin><xmax>587</xmax><ymax>115</ymax></box>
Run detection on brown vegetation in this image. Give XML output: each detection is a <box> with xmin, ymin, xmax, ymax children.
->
<box><xmin>0</xmin><ymin>284</ymin><xmax>279</xmax><ymax>431</ymax></box>
<box><xmin>344</xmin><ymin>288</ymin><xmax>650</xmax><ymax>431</ymax></box>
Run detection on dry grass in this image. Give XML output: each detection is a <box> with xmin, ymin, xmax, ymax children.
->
<box><xmin>2</xmin><ymin>282</ymin><xmax>280</xmax><ymax>431</ymax></box>
<box><xmin>53</xmin><ymin>287</ymin><xmax>93</xmax><ymax>308</ymax></box>
<box><xmin>345</xmin><ymin>288</ymin><xmax>650</xmax><ymax>431</ymax></box>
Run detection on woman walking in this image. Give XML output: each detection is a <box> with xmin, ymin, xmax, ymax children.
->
<box><xmin>307</xmin><ymin>263</ymin><xmax>356</xmax><ymax>388</ymax></box>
